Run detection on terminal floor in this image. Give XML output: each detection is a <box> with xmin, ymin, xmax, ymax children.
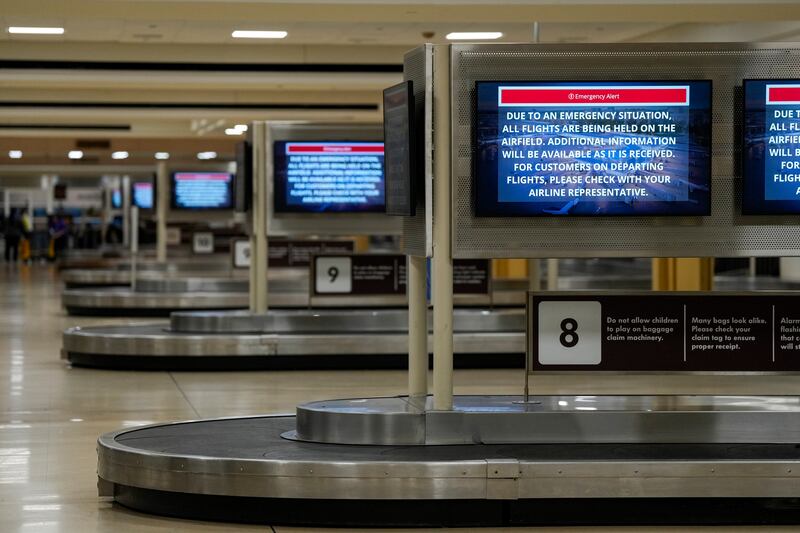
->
<box><xmin>0</xmin><ymin>263</ymin><xmax>798</xmax><ymax>533</ymax></box>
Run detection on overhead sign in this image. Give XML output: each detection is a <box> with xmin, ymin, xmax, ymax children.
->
<box><xmin>269</xmin><ymin>240</ymin><xmax>355</xmax><ymax>268</ymax></box>
<box><xmin>313</xmin><ymin>255</ymin><xmax>491</xmax><ymax>298</ymax></box>
<box><xmin>313</xmin><ymin>254</ymin><xmax>406</xmax><ymax>296</ymax></box>
<box><xmin>192</xmin><ymin>232</ymin><xmax>214</xmax><ymax>254</ymax></box>
<box><xmin>166</xmin><ymin>227</ymin><xmax>181</xmax><ymax>246</ymax></box>
<box><xmin>528</xmin><ymin>292</ymin><xmax>800</xmax><ymax>372</ymax></box>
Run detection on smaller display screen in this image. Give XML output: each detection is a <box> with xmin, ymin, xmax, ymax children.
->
<box><xmin>171</xmin><ymin>172</ymin><xmax>234</xmax><ymax>210</ymax></box>
<box><xmin>234</xmin><ymin>141</ymin><xmax>252</xmax><ymax>213</ymax></box>
<box><xmin>474</xmin><ymin>80</ymin><xmax>713</xmax><ymax>217</ymax></box>
<box><xmin>111</xmin><ymin>189</ymin><xmax>122</xmax><ymax>208</ymax></box>
<box><xmin>383</xmin><ymin>81</ymin><xmax>416</xmax><ymax>216</ymax></box>
<box><xmin>743</xmin><ymin>80</ymin><xmax>800</xmax><ymax>215</ymax></box>
<box><xmin>273</xmin><ymin>141</ymin><xmax>385</xmax><ymax>213</ymax></box>
<box><xmin>132</xmin><ymin>182</ymin><xmax>154</xmax><ymax>209</ymax></box>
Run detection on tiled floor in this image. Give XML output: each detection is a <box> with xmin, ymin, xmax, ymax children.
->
<box><xmin>0</xmin><ymin>263</ymin><xmax>797</xmax><ymax>532</ymax></box>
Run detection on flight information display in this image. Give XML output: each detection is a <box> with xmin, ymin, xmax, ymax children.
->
<box><xmin>171</xmin><ymin>172</ymin><xmax>234</xmax><ymax>210</ymax></box>
<box><xmin>273</xmin><ymin>141</ymin><xmax>385</xmax><ymax>213</ymax></box>
<box><xmin>743</xmin><ymin>80</ymin><xmax>800</xmax><ymax>215</ymax></box>
<box><xmin>383</xmin><ymin>81</ymin><xmax>416</xmax><ymax>216</ymax></box>
<box><xmin>475</xmin><ymin>81</ymin><xmax>713</xmax><ymax>217</ymax></box>
<box><xmin>133</xmin><ymin>182</ymin><xmax>154</xmax><ymax>209</ymax></box>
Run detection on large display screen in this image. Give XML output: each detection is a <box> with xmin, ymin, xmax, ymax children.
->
<box><xmin>111</xmin><ymin>189</ymin><xmax>122</xmax><ymax>208</ymax></box>
<box><xmin>132</xmin><ymin>182</ymin><xmax>154</xmax><ymax>209</ymax></box>
<box><xmin>743</xmin><ymin>80</ymin><xmax>800</xmax><ymax>215</ymax></box>
<box><xmin>383</xmin><ymin>81</ymin><xmax>416</xmax><ymax>216</ymax></box>
<box><xmin>273</xmin><ymin>141</ymin><xmax>385</xmax><ymax>213</ymax></box>
<box><xmin>234</xmin><ymin>141</ymin><xmax>252</xmax><ymax>213</ymax></box>
<box><xmin>475</xmin><ymin>81</ymin><xmax>713</xmax><ymax>217</ymax></box>
<box><xmin>171</xmin><ymin>172</ymin><xmax>234</xmax><ymax>210</ymax></box>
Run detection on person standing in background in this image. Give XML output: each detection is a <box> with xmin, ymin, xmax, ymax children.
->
<box><xmin>3</xmin><ymin>209</ymin><xmax>22</xmax><ymax>262</ymax></box>
<box><xmin>19</xmin><ymin>207</ymin><xmax>32</xmax><ymax>262</ymax></box>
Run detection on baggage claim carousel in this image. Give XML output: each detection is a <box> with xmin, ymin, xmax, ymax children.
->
<box><xmin>63</xmin><ymin>259</ymin><xmax>651</xmax><ymax>370</ymax></box>
<box><xmin>63</xmin><ymin>264</ymin><xmax>800</xmax><ymax>370</ymax></box>
<box><xmin>97</xmin><ymin>395</ymin><xmax>800</xmax><ymax>527</ymax></box>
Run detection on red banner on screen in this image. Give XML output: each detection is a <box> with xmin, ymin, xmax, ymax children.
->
<box><xmin>174</xmin><ymin>173</ymin><xmax>231</xmax><ymax>181</ymax></box>
<box><xmin>767</xmin><ymin>85</ymin><xmax>800</xmax><ymax>105</ymax></box>
<box><xmin>285</xmin><ymin>143</ymin><xmax>384</xmax><ymax>155</ymax></box>
<box><xmin>499</xmin><ymin>86</ymin><xmax>690</xmax><ymax>107</ymax></box>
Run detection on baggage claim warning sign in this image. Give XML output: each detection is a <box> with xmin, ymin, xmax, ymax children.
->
<box><xmin>474</xmin><ymin>81</ymin><xmax>712</xmax><ymax>217</ymax></box>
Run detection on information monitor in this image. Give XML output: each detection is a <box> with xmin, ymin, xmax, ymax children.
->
<box><xmin>171</xmin><ymin>172</ymin><xmax>234</xmax><ymax>210</ymax></box>
<box><xmin>383</xmin><ymin>81</ymin><xmax>416</xmax><ymax>216</ymax></box>
<box><xmin>273</xmin><ymin>141</ymin><xmax>385</xmax><ymax>213</ymax></box>
<box><xmin>743</xmin><ymin>79</ymin><xmax>800</xmax><ymax>215</ymax></box>
<box><xmin>132</xmin><ymin>182</ymin><xmax>154</xmax><ymax>209</ymax></box>
<box><xmin>474</xmin><ymin>80</ymin><xmax>713</xmax><ymax>217</ymax></box>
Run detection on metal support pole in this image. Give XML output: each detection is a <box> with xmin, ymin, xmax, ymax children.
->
<box><xmin>528</xmin><ymin>259</ymin><xmax>540</xmax><ymax>291</ymax></box>
<box><xmin>408</xmin><ymin>255</ymin><xmax>428</xmax><ymax>398</ymax></box>
<box><xmin>156</xmin><ymin>162</ymin><xmax>168</xmax><ymax>263</ymax></box>
<box><xmin>251</xmin><ymin>122</ymin><xmax>268</xmax><ymax>313</ymax></box>
<box><xmin>432</xmin><ymin>44</ymin><xmax>453</xmax><ymax>411</ymax></box>
<box><xmin>121</xmin><ymin>176</ymin><xmax>131</xmax><ymax>246</ymax></box>
<box><xmin>546</xmin><ymin>258</ymin><xmax>559</xmax><ymax>290</ymax></box>
<box><xmin>130</xmin><ymin>206</ymin><xmax>139</xmax><ymax>291</ymax></box>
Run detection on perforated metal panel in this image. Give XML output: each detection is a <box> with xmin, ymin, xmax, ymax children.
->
<box><xmin>451</xmin><ymin>43</ymin><xmax>800</xmax><ymax>258</ymax></box>
<box><xmin>401</xmin><ymin>45</ymin><xmax>433</xmax><ymax>257</ymax></box>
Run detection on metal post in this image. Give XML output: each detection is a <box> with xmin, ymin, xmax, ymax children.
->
<box><xmin>121</xmin><ymin>176</ymin><xmax>131</xmax><ymax>246</ymax></box>
<box><xmin>130</xmin><ymin>206</ymin><xmax>139</xmax><ymax>291</ymax></box>
<box><xmin>408</xmin><ymin>255</ymin><xmax>428</xmax><ymax>398</ymax></box>
<box><xmin>156</xmin><ymin>162</ymin><xmax>168</xmax><ymax>263</ymax></box>
<box><xmin>547</xmin><ymin>258</ymin><xmax>559</xmax><ymax>290</ymax></box>
<box><xmin>44</xmin><ymin>176</ymin><xmax>54</xmax><ymax>215</ymax></box>
<box><xmin>749</xmin><ymin>257</ymin><xmax>757</xmax><ymax>277</ymax></box>
<box><xmin>432</xmin><ymin>44</ymin><xmax>453</xmax><ymax>411</ymax></box>
<box><xmin>251</xmin><ymin>122</ymin><xmax>268</xmax><ymax>313</ymax></box>
<box><xmin>528</xmin><ymin>259</ymin><xmax>540</xmax><ymax>291</ymax></box>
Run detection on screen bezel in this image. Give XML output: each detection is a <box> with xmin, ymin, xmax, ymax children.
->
<box><xmin>741</xmin><ymin>78</ymin><xmax>800</xmax><ymax>216</ymax></box>
<box><xmin>472</xmin><ymin>79</ymin><xmax>714</xmax><ymax>218</ymax></box>
<box><xmin>170</xmin><ymin>171</ymin><xmax>235</xmax><ymax>210</ymax></box>
<box><xmin>272</xmin><ymin>140</ymin><xmax>387</xmax><ymax>214</ymax></box>
<box><xmin>383</xmin><ymin>80</ymin><xmax>416</xmax><ymax>217</ymax></box>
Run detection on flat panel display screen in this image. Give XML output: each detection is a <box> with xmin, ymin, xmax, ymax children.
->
<box><xmin>234</xmin><ymin>141</ymin><xmax>252</xmax><ymax>213</ymax></box>
<box><xmin>132</xmin><ymin>182</ymin><xmax>154</xmax><ymax>209</ymax></box>
<box><xmin>474</xmin><ymin>80</ymin><xmax>713</xmax><ymax>217</ymax></box>
<box><xmin>273</xmin><ymin>141</ymin><xmax>385</xmax><ymax>213</ymax></box>
<box><xmin>383</xmin><ymin>81</ymin><xmax>416</xmax><ymax>216</ymax></box>
<box><xmin>171</xmin><ymin>172</ymin><xmax>234</xmax><ymax>210</ymax></box>
<box><xmin>111</xmin><ymin>189</ymin><xmax>122</xmax><ymax>208</ymax></box>
<box><xmin>743</xmin><ymin>79</ymin><xmax>800</xmax><ymax>215</ymax></box>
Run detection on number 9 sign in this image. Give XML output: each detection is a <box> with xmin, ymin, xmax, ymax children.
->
<box><xmin>315</xmin><ymin>256</ymin><xmax>352</xmax><ymax>294</ymax></box>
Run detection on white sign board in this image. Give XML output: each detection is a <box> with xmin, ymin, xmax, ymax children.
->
<box><xmin>314</xmin><ymin>256</ymin><xmax>352</xmax><ymax>294</ymax></box>
<box><xmin>232</xmin><ymin>239</ymin><xmax>251</xmax><ymax>268</ymax></box>
<box><xmin>192</xmin><ymin>232</ymin><xmax>214</xmax><ymax>254</ymax></box>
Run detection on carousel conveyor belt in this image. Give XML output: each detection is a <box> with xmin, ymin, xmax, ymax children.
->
<box><xmin>97</xmin><ymin>412</ymin><xmax>800</xmax><ymax>527</ymax></box>
<box><xmin>63</xmin><ymin>308</ymin><xmax>525</xmax><ymax>370</ymax></box>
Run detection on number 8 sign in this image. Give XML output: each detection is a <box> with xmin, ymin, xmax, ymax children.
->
<box><xmin>537</xmin><ymin>300</ymin><xmax>602</xmax><ymax>365</ymax></box>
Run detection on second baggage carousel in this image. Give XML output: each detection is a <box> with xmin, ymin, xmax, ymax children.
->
<box><xmin>63</xmin><ymin>308</ymin><xmax>525</xmax><ymax>370</ymax></box>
